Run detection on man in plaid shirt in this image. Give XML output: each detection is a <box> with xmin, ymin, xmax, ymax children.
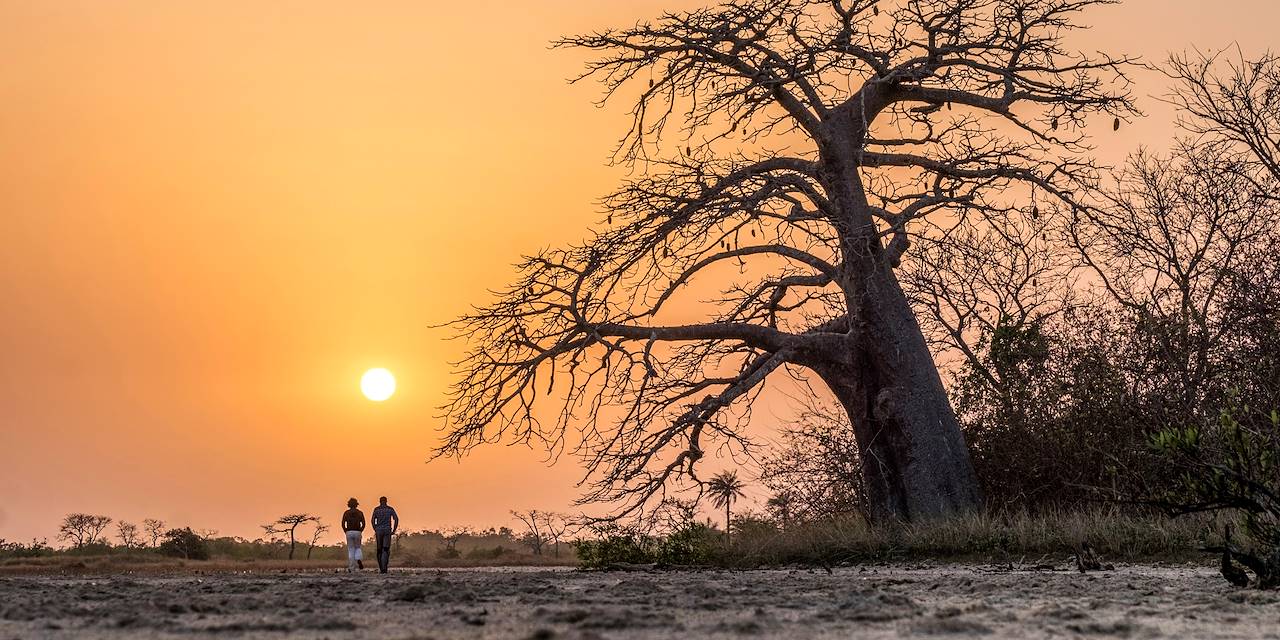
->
<box><xmin>371</xmin><ymin>496</ymin><xmax>399</xmax><ymax>574</ymax></box>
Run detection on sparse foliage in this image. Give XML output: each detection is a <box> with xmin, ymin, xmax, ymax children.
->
<box><xmin>306</xmin><ymin>522</ymin><xmax>330</xmax><ymax>560</ymax></box>
<box><xmin>511</xmin><ymin>510</ymin><xmax>573</xmax><ymax>557</ymax></box>
<box><xmin>262</xmin><ymin>514</ymin><xmax>321</xmax><ymax>560</ymax></box>
<box><xmin>142</xmin><ymin>518</ymin><xmax>165</xmax><ymax>548</ymax></box>
<box><xmin>759</xmin><ymin>401</ymin><xmax>869</xmax><ymax>520</ymax></box>
<box><xmin>115</xmin><ymin>521</ymin><xmax>142</xmax><ymax>549</ymax></box>
<box><xmin>1164</xmin><ymin>50</ymin><xmax>1280</xmax><ymax>191</ymax></box>
<box><xmin>899</xmin><ymin>47</ymin><xmax>1280</xmax><ymax>512</ymax></box>
<box><xmin>512</xmin><ymin>510</ymin><xmax>551</xmax><ymax>555</ymax></box>
<box><xmin>58</xmin><ymin>513</ymin><xmax>112</xmax><ymax>549</ymax></box>
<box><xmin>437</xmin><ymin>526</ymin><xmax>474</xmax><ymax>559</ymax></box>
<box><xmin>1069</xmin><ymin>146</ymin><xmax>1279</xmax><ymax>418</ymax></box>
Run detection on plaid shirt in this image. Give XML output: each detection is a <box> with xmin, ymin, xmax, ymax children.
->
<box><xmin>371</xmin><ymin>505</ymin><xmax>399</xmax><ymax>533</ymax></box>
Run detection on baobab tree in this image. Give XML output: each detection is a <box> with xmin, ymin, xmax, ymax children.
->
<box><xmin>440</xmin><ymin>0</ymin><xmax>1135</xmax><ymax>522</ymax></box>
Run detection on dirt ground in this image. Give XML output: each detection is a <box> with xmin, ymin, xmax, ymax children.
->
<box><xmin>1</xmin><ymin>564</ymin><xmax>1277</xmax><ymax>639</ymax></box>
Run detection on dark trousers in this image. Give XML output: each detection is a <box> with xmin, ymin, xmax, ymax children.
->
<box><xmin>375</xmin><ymin>531</ymin><xmax>393</xmax><ymax>573</ymax></box>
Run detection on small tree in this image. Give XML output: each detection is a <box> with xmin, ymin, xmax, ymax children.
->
<box><xmin>437</xmin><ymin>526</ymin><xmax>473</xmax><ymax>559</ymax></box>
<box><xmin>116</xmin><ymin>521</ymin><xmax>142</xmax><ymax>549</ymax></box>
<box><xmin>759</xmin><ymin>401</ymin><xmax>868</xmax><ymax>521</ymax></box>
<box><xmin>58</xmin><ymin>514</ymin><xmax>112</xmax><ymax>549</ymax></box>
<box><xmin>142</xmin><ymin>519</ymin><xmax>165</xmax><ymax>548</ymax></box>
<box><xmin>262</xmin><ymin>514</ymin><xmax>320</xmax><ymax>560</ymax></box>
<box><xmin>511</xmin><ymin>510</ymin><xmax>549</xmax><ymax>555</ymax></box>
<box><xmin>305</xmin><ymin>521</ymin><xmax>330</xmax><ymax>560</ymax></box>
<box><xmin>542</xmin><ymin>513</ymin><xmax>571</xmax><ymax>558</ymax></box>
<box><xmin>510</xmin><ymin>511</ymin><xmax>572</xmax><ymax>557</ymax></box>
<box><xmin>707</xmin><ymin>471</ymin><xmax>746</xmax><ymax>543</ymax></box>
<box><xmin>392</xmin><ymin>528</ymin><xmax>417</xmax><ymax>552</ymax></box>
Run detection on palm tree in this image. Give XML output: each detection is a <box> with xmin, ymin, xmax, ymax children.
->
<box><xmin>766</xmin><ymin>492</ymin><xmax>794</xmax><ymax>531</ymax></box>
<box><xmin>708</xmin><ymin>470</ymin><xmax>746</xmax><ymax>543</ymax></box>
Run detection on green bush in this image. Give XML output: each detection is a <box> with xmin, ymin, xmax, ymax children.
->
<box><xmin>1149</xmin><ymin>398</ymin><xmax>1280</xmax><ymax>587</ymax></box>
<box><xmin>574</xmin><ymin>524</ymin><xmax>653</xmax><ymax>569</ymax></box>
<box><xmin>654</xmin><ymin>521</ymin><xmax>721</xmax><ymax>565</ymax></box>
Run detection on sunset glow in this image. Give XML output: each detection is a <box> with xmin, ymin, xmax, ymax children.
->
<box><xmin>1</xmin><ymin>0</ymin><xmax>1277</xmax><ymax>544</ymax></box>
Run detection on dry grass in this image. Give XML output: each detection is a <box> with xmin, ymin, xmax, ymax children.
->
<box><xmin>0</xmin><ymin>555</ymin><xmax>342</xmax><ymax>576</ymax></box>
<box><xmin>3</xmin><ymin>509</ymin><xmax>1220</xmax><ymax>574</ymax></box>
<box><xmin>730</xmin><ymin>507</ymin><xmax>1221</xmax><ymax>566</ymax></box>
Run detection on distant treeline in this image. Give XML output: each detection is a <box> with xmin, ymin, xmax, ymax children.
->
<box><xmin>1</xmin><ymin>511</ymin><xmax>576</xmax><ymax>566</ymax></box>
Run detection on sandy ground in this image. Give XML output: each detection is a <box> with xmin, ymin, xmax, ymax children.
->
<box><xmin>1</xmin><ymin>564</ymin><xmax>1277</xmax><ymax>639</ymax></box>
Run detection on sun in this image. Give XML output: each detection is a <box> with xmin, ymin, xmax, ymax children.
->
<box><xmin>360</xmin><ymin>368</ymin><xmax>396</xmax><ymax>401</ymax></box>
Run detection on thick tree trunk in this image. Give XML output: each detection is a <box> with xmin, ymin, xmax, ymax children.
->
<box><xmin>817</xmin><ymin>266</ymin><xmax>982</xmax><ymax>523</ymax></box>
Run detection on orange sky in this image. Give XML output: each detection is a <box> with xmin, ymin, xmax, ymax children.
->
<box><xmin>1</xmin><ymin>1</ymin><xmax>1275</xmax><ymax>544</ymax></box>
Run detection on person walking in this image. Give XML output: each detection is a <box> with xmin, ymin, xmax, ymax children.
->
<box><xmin>341</xmin><ymin>498</ymin><xmax>365</xmax><ymax>572</ymax></box>
<box><xmin>370</xmin><ymin>496</ymin><xmax>399</xmax><ymax>574</ymax></box>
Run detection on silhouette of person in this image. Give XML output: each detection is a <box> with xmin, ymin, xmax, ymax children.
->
<box><xmin>370</xmin><ymin>496</ymin><xmax>399</xmax><ymax>574</ymax></box>
<box><xmin>341</xmin><ymin>498</ymin><xmax>365</xmax><ymax>572</ymax></box>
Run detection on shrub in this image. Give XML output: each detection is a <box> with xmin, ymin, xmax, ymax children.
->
<box><xmin>158</xmin><ymin>528</ymin><xmax>210</xmax><ymax>561</ymax></box>
<box><xmin>574</xmin><ymin>524</ymin><xmax>653</xmax><ymax>569</ymax></box>
<box><xmin>1149</xmin><ymin>398</ymin><xmax>1280</xmax><ymax>587</ymax></box>
<box><xmin>653</xmin><ymin>521</ymin><xmax>721</xmax><ymax>565</ymax></box>
<box><xmin>465</xmin><ymin>545</ymin><xmax>508</xmax><ymax>560</ymax></box>
<box><xmin>64</xmin><ymin>542</ymin><xmax>115</xmax><ymax>557</ymax></box>
<box><xmin>0</xmin><ymin>538</ymin><xmax>52</xmax><ymax>559</ymax></box>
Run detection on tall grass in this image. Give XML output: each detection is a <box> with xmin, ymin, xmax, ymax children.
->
<box><xmin>578</xmin><ymin>508</ymin><xmax>1221</xmax><ymax>569</ymax></box>
<box><xmin>751</xmin><ymin>508</ymin><xmax>1217</xmax><ymax>565</ymax></box>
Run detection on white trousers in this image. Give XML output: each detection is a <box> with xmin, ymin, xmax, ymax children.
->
<box><xmin>346</xmin><ymin>530</ymin><xmax>363</xmax><ymax>571</ymax></box>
